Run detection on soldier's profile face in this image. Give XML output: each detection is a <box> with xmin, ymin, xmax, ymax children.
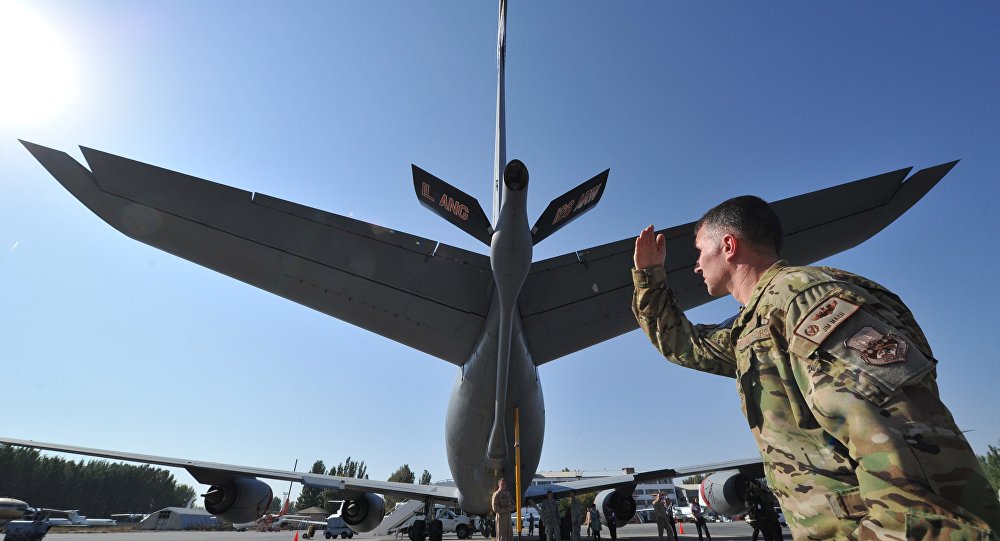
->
<box><xmin>694</xmin><ymin>226</ymin><xmax>729</xmax><ymax>297</ymax></box>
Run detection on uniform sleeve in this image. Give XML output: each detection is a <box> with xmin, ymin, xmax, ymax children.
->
<box><xmin>782</xmin><ymin>281</ymin><xmax>1000</xmax><ymax>530</ymax></box>
<box><xmin>632</xmin><ymin>265</ymin><xmax>737</xmax><ymax>378</ymax></box>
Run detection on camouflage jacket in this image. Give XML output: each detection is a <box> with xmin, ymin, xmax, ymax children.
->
<box><xmin>540</xmin><ymin>499</ymin><xmax>560</xmax><ymax>526</ymax></box>
<box><xmin>571</xmin><ymin>498</ymin><xmax>584</xmax><ymax>523</ymax></box>
<box><xmin>632</xmin><ymin>261</ymin><xmax>1000</xmax><ymax>540</ymax></box>
<box><xmin>493</xmin><ymin>489</ymin><xmax>514</xmax><ymax>515</ymax></box>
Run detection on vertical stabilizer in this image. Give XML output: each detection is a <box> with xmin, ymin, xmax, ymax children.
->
<box><xmin>493</xmin><ymin>0</ymin><xmax>508</xmax><ymax>225</ymax></box>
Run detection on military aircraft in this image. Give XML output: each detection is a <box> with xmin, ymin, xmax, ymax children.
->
<box><xmin>1</xmin><ymin>1</ymin><xmax>955</xmax><ymax>539</ymax></box>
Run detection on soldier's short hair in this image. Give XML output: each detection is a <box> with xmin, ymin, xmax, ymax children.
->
<box><xmin>695</xmin><ymin>195</ymin><xmax>784</xmax><ymax>256</ymax></box>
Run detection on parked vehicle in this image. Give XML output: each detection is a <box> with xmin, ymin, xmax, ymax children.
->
<box><xmin>323</xmin><ymin>516</ymin><xmax>355</xmax><ymax>539</ymax></box>
<box><xmin>393</xmin><ymin>506</ymin><xmax>476</xmax><ymax>540</ymax></box>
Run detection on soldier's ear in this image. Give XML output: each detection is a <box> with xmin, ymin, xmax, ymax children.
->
<box><xmin>722</xmin><ymin>233</ymin><xmax>738</xmax><ymax>260</ymax></box>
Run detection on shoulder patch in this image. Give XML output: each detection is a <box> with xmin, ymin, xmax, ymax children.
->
<box><xmin>793</xmin><ymin>295</ymin><xmax>860</xmax><ymax>345</ymax></box>
<box><xmin>845</xmin><ymin>327</ymin><xmax>908</xmax><ymax>365</ymax></box>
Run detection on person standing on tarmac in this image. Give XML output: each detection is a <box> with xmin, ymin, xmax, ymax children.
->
<box><xmin>587</xmin><ymin>504</ymin><xmax>602</xmax><ymax>541</ymax></box>
<box><xmin>492</xmin><ymin>478</ymin><xmax>514</xmax><ymax>541</ymax></box>
<box><xmin>664</xmin><ymin>497</ymin><xmax>678</xmax><ymax>540</ymax></box>
<box><xmin>570</xmin><ymin>491</ymin><xmax>584</xmax><ymax>541</ymax></box>
<box><xmin>540</xmin><ymin>491</ymin><xmax>560</xmax><ymax>541</ymax></box>
<box><xmin>652</xmin><ymin>493</ymin><xmax>674</xmax><ymax>541</ymax></box>
<box><xmin>689</xmin><ymin>499</ymin><xmax>711</xmax><ymax>541</ymax></box>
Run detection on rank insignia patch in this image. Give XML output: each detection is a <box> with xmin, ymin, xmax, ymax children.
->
<box><xmin>846</xmin><ymin>326</ymin><xmax>907</xmax><ymax>365</ymax></box>
<box><xmin>794</xmin><ymin>295</ymin><xmax>860</xmax><ymax>345</ymax></box>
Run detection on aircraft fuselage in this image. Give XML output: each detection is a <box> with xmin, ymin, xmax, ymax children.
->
<box><xmin>445</xmin><ymin>161</ymin><xmax>543</xmax><ymax>515</ymax></box>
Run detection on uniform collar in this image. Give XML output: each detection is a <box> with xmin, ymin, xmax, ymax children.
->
<box><xmin>735</xmin><ymin>260</ymin><xmax>788</xmax><ymax>329</ymax></box>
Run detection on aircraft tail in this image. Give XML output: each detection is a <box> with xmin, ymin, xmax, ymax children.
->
<box><xmin>530</xmin><ymin>169</ymin><xmax>609</xmax><ymax>245</ymax></box>
<box><xmin>412</xmin><ymin>165</ymin><xmax>493</xmax><ymax>245</ymax></box>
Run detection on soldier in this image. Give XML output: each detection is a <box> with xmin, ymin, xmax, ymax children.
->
<box><xmin>492</xmin><ymin>478</ymin><xmax>514</xmax><ymax>541</ymax></box>
<box><xmin>540</xmin><ymin>491</ymin><xmax>560</xmax><ymax>541</ymax></box>
<box><xmin>652</xmin><ymin>493</ymin><xmax>674</xmax><ymax>541</ymax></box>
<box><xmin>569</xmin><ymin>491</ymin><xmax>584</xmax><ymax>541</ymax></box>
<box><xmin>632</xmin><ymin>195</ymin><xmax>1000</xmax><ymax>540</ymax></box>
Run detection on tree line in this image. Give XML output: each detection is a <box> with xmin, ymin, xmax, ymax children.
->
<box><xmin>295</xmin><ymin>458</ymin><xmax>433</xmax><ymax>514</ymax></box>
<box><xmin>0</xmin><ymin>444</ymin><xmax>196</xmax><ymax>518</ymax></box>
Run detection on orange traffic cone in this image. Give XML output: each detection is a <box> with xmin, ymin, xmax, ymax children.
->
<box><xmin>677</xmin><ymin>521</ymin><xmax>684</xmax><ymax>535</ymax></box>
<box><xmin>293</xmin><ymin>531</ymin><xmax>299</xmax><ymax>541</ymax></box>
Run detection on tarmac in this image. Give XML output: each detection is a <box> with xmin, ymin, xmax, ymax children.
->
<box><xmin>40</xmin><ymin>522</ymin><xmax>788</xmax><ymax>541</ymax></box>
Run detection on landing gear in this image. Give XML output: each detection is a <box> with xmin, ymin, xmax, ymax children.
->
<box><xmin>409</xmin><ymin>520</ymin><xmax>426</xmax><ymax>541</ymax></box>
<box><xmin>429</xmin><ymin>519</ymin><xmax>444</xmax><ymax>541</ymax></box>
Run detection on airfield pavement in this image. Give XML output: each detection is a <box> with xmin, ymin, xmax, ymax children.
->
<box><xmin>41</xmin><ymin>522</ymin><xmax>789</xmax><ymax>541</ymax></box>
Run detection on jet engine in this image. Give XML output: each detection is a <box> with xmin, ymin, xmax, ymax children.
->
<box><xmin>594</xmin><ymin>488</ymin><xmax>636</xmax><ymax>525</ymax></box>
<box><xmin>699</xmin><ymin>470</ymin><xmax>751</xmax><ymax>516</ymax></box>
<box><xmin>340</xmin><ymin>492</ymin><xmax>385</xmax><ymax>533</ymax></box>
<box><xmin>202</xmin><ymin>477</ymin><xmax>272</xmax><ymax>524</ymax></box>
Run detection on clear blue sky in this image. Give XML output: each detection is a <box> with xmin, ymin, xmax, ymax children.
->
<box><xmin>2</xmin><ymin>1</ymin><xmax>998</xmax><ymax>508</ymax></box>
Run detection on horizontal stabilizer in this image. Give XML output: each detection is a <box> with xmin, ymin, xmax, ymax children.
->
<box><xmin>521</xmin><ymin>162</ymin><xmax>955</xmax><ymax>365</ymax></box>
<box><xmin>412</xmin><ymin>165</ymin><xmax>493</xmax><ymax>245</ymax></box>
<box><xmin>531</xmin><ymin>169</ymin><xmax>609</xmax><ymax>245</ymax></box>
<box><xmin>20</xmin><ymin>141</ymin><xmax>492</xmax><ymax>366</ymax></box>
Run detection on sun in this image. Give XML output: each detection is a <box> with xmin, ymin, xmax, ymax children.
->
<box><xmin>0</xmin><ymin>1</ymin><xmax>79</xmax><ymax>128</ymax></box>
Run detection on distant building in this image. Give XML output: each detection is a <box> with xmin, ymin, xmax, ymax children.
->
<box><xmin>296</xmin><ymin>506</ymin><xmax>330</xmax><ymax>522</ymax></box>
<box><xmin>138</xmin><ymin>507</ymin><xmax>219</xmax><ymax>530</ymax></box>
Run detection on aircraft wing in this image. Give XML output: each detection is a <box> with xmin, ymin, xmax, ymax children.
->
<box><xmin>522</xmin><ymin>457</ymin><xmax>764</xmax><ymax>502</ymax></box>
<box><xmin>21</xmin><ymin>141</ymin><xmax>492</xmax><ymax>366</ymax></box>
<box><xmin>0</xmin><ymin>437</ymin><xmax>460</xmax><ymax>503</ymax></box>
<box><xmin>520</xmin><ymin>161</ymin><xmax>957</xmax><ymax>365</ymax></box>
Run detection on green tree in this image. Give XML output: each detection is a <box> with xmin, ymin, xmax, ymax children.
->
<box><xmin>419</xmin><ymin>470</ymin><xmax>432</xmax><ymax>485</ymax></box>
<box><xmin>384</xmin><ymin>464</ymin><xmax>416</xmax><ymax>512</ymax></box>
<box><xmin>558</xmin><ymin>492</ymin><xmax>597</xmax><ymax>514</ymax></box>
<box><xmin>680</xmin><ymin>473</ymin><xmax>707</xmax><ymax>485</ymax></box>
<box><xmin>978</xmin><ymin>440</ymin><xmax>1000</xmax><ymax>494</ymax></box>
<box><xmin>322</xmin><ymin>457</ymin><xmax>371</xmax><ymax>512</ymax></box>
<box><xmin>296</xmin><ymin>460</ymin><xmax>328</xmax><ymax>510</ymax></box>
<box><xmin>0</xmin><ymin>444</ymin><xmax>194</xmax><ymax>516</ymax></box>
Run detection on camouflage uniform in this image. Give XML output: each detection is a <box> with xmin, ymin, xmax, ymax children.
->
<box><xmin>570</xmin><ymin>497</ymin><xmax>584</xmax><ymax>541</ymax></box>
<box><xmin>653</xmin><ymin>498</ymin><xmax>674</xmax><ymax>541</ymax></box>
<box><xmin>632</xmin><ymin>261</ymin><xmax>1000</xmax><ymax>540</ymax></box>
<box><xmin>492</xmin><ymin>487</ymin><xmax>514</xmax><ymax>541</ymax></box>
<box><xmin>540</xmin><ymin>498</ymin><xmax>561</xmax><ymax>541</ymax></box>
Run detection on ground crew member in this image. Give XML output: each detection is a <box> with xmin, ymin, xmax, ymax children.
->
<box><xmin>569</xmin><ymin>491</ymin><xmax>584</xmax><ymax>541</ymax></box>
<box><xmin>540</xmin><ymin>491</ymin><xmax>560</xmax><ymax>541</ymax></box>
<box><xmin>632</xmin><ymin>195</ymin><xmax>1000</xmax><ymax>540</ymax></box>
<box><xmin>664</xmin><ymin>498</ymin><xmax>678</xmax><ymax>540</ymax></box>
<box><xmin>492</xmin><ymin>478</ymin><xmax>514</xmax><ymax>541</ymax></box>
<box><xmin>652</xmin><ymin>493</ymin><xmax>674</xmax><ymax>541</ymax></box>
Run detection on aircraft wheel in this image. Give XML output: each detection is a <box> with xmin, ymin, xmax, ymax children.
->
<box><xmin>456</xmin><ymin>524</ymin><xmax>470</xmax><ymax>539</ymax></box>
<box><xmin>429</xmin><ymin>519</ymin><xmax>444</xmax><ymax>541</ymax></box>
<box><xmin>410</xmin><ymin>520</ymin><xmax>426</xmax><ymax>541</ymax></box>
